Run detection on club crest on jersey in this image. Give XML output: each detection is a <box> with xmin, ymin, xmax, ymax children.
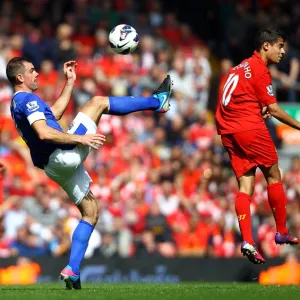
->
<box><xmin>266</xmin><ymin>85</ymin><xmax>274</xmax><ymax>96</ymax></box>
<box><xmin>26</xmin><ymin>101</ymin><xmax>39</xmax><ymax>112</ymax></box>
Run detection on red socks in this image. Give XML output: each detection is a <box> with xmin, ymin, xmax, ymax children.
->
<box><xmin>267</xmin><ymin>182</ymin><xmax>288</xmax><ymax>235</ymax></box>
<box><xmin>235</xmin><ymin>182</ymin><xmax>288</xmax><ymax>244</ymax></box>
<box><xmin>235</xmin><ymin>192</ymin><xmax>255</xmax><ymax>245</ymax></box>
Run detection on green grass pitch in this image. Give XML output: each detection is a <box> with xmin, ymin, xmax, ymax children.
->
<box><xmin>1</xmin><ymin>283</ymin><xmax>300</xmax><ymax>300</ymax></box>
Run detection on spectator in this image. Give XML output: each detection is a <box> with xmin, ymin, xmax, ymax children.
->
<box><xmin>22</xmin><ymin>28</ymin><xmax>55</xmax><ymax>70</ymax></box>
<box><xmin>49</xmin><ymin>221</ymin><xmax>71</xmax><ymax>257</ymax></box>
<box><xmin>9</xmin><ymin>226</ymin><xmax>49</xmax><ymax>257</ymax></box>
<box><xmin>156</xmin><ymin>180</ymin><xmax>179</xmax><ymax>216</ymax></box>
<box><xmin>208</xmin><ymin>58</ymin><xmax>233</xmax><ymax>113</ymax></box>
<box><xmin>53</xmin><ymin>23</ymin><xmax>76</xmax><ymax>68</ymax></box>
<box><xmin>93</xmin><ymin>29</ymin><xmax>109</xmax><ymax>60</ymax></box>
<box><xmin>135</xmin><ymin>230</ymin><xmax>162</xmax><ymax>257</ymax></box>
<box><xmin>2</xmin><ymin>195</ymin><xmax>27</xmax><ymax>240</ymax></box>
<box><xmin>23</xmin><ymin>184</ymin><xmax>60</xmax><ymax>227</ymax></box>
<box><xmin>145</xmin><ymin>201</ymin><xmax>174</xmax><ymax>245</ymax></box>
<box><xmin>169</xmin><ymin>56</ymin><xmax>196</xmax><ymax>99</ymax></box>
<box><xmin>38</xmin><ymin>60</ymin><xmax>59</xmax><ymax>89</ymax></box>
<box><xmin>98</xmin><ymin>231</ymin><xmax>117</xmax><ymax>258</ymax></box>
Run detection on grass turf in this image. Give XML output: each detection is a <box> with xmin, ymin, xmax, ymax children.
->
<box><xmin>1</xmin><ymin>283</ymin><xmax>300</xmax><ymax>300</ymax></box>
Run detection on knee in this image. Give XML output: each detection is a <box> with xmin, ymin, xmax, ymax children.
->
<box><xmin>85</xmin><ymin>213</ymin><xmax>99</xmax><ymax>227</ymax></box>
<box><xmin>89</xmin><ymin>210</ymin><xmax>99</xmax><ymax>226</ymax></box>
<box><xmin>94</xmin><ymin>211</ymin><xmax>100</xmax><ymax>226</ymax></box>
<box><xmin>247</xmin><ymin>186</ymin><xmax>255</xmax><ymax>197</ymax></box>
<box><xmin>79</xmin><ymin>191</ymin><xmax>101</xmax><ymax>226</ymax></box>
<box><xmin>268</xmin><ymin>166</ymin><xmax>282</xmax><ymax>184</ymax></box>
<box><xmin>91</xmin><ymin>216</ymin><xmax>99</xmax><ymax>227</ymax></box>
<box><xmin>82</xmin><ymin>205</ymin><xmax>100</xmax><ymax>226</ymax></box>
<box><xmin>90</xmin><ymin>96</ymin><xmax>109</xmax><ymax>110</ymax></box>
<box><xmin>238</xmin><ymin>182</ymin><xmax>255</xmax><ymax>197</ymax></box>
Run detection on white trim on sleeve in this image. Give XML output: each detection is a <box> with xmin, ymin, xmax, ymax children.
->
<box><xmin>27</xmin><ymin>111</ymin><xmax>46</xmax><ymax>125</ymax></box>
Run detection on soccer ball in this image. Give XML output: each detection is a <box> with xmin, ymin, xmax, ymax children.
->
<box><xmin>109</xmin><ymin>24</ymin><xmax>139</xmax><ymax>55</ymax></box>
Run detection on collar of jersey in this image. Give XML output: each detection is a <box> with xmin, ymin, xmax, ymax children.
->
<box><xmin>253</xmin><ymin>50</ymin><xmax>265</xmax><ymax>65</ymax></box>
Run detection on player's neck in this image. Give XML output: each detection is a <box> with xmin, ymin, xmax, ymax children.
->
<box><xmin>14</xmin><ymin>85</ymin><xmax>33</xmax><ymax>93</ymax></box>
<box><xmin>258</xmin><ymin>51</ymin><xmax>268</xmax><ymax>65</ymax></box>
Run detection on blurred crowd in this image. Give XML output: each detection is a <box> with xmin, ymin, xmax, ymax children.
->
<box><xmin>0</xmin><ymin>0</ymin><xmax>300</xmax><ymax>260</ymax></box>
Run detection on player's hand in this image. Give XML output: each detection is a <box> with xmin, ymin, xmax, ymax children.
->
<box><xmin>64</xmin><ymin>60</ymin><xmax>77</xmax><ymax>82</ymax></box>
<box><xmin>78</xmin><ymin>134</ymin><xmax>106</xmax><ymax>149</ymax></box>
<box><xmin>261</xmin><ymin>106</ymin><xmax>272</xmax><ymax>120</ymax></box>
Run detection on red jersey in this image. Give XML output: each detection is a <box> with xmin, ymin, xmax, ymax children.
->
<box><xmin>215</xmin><ymin>51</ymin><xmax>277</xmax><ymax>135</ymax></box>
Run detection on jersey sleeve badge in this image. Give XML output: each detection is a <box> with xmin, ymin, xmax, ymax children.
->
<box><xmin>26</xmin><ymin>101</ymin><xmax>40</xmax><ymax>112</ymax></box>
<box><xmin>266</xmin><ymin>85</ymin><xmax>274</xmax><ymax>96</ymax></box>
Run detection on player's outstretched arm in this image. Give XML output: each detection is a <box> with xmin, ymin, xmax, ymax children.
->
<box><xmin>268</xmin><ymin>102</ymin><xmax>300</xmax><ymax>130</ymax></box>
<box><xmin>32</xmin><ymin>120</ymin><xmax>106</xmax><ymax>149</ymax></box>
<box><xmin>51</xmin><ymin>61</ymin><xmax>77</xmax><ymax>120</ymax></box>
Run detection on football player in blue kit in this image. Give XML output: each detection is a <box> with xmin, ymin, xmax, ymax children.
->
<box><xmin>7</xmin><ymin>57</ymin><xmax>172</xmax><ymax>289</ymax></box>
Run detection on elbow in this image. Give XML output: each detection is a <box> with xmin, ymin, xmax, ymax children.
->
<box><xmin>51</xmin><ymin>108</ymin><xmax>62</xmax><ymax>120</ymax></box>
<box><xmin>269</xmin><ymin>108</ymin><xmax>279</xmax><ymax>117</ymax></box>
<box><xmin>38</xmin><ymin>131</ymin><xmax>49</xmax><ymax>141</ymax></box>
<box><xmin>54</xmin><ymin>112</ymin><xmax>62</xmax><ymax>121</ymax></box>
<box><xmin>268</xmin><ymin>104</ymin><xmax>280</xmax><ymax>117</ymax></box>
<box><xmin>38</xmin><ymin>133</ymin><xmax>46</xmax><ymax>141</ymax></box>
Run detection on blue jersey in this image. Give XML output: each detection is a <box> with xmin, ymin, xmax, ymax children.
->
<box><xmin>10</xmin><ymin>92</ymin><xmax>74</xmax><ymax>169</ymax></box>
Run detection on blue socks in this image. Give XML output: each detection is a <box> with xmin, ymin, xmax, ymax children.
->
<box><xmin>68</xmin><ymin>220</ymin><xmax>94</xmax><ymax>275</ymax></box>
<box><xmin>108</xmin><ymin>96</ymin><xmax>159</xmax><ymax>115</ymax></box>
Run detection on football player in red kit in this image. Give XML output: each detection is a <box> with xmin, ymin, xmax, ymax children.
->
<box><xmin>215</xmin><ymin>28</ymin><xmax>299</xmax><ymax>264</ymax></box>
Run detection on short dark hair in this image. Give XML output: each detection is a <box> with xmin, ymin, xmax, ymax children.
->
<box><xmin>254</xmin><ymin>28</ymin><xmax>286</xmax><ymax>51</ymax></box>
<box><xmin>6</xmin><ymin>57</ymin><xmax>30</xmax><ymax>85</ymax></box>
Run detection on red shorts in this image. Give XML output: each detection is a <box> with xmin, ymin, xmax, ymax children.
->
<box><xmin>221</xmin><ymin>127</ymin><xmax>278</xmax><ymax>178</ymax></box>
